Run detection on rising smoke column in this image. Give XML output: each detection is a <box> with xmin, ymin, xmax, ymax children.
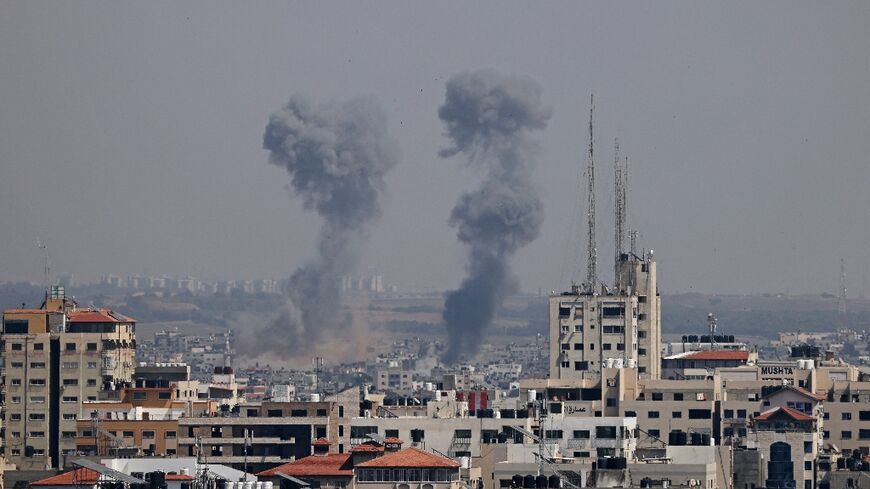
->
<box><xmin>258</xmin><ymin>94</ymin><xmax>398</xmax><ymax>355</ymax></box>
<box><xmin>438</xmin><ymin>69</ymin><xmax>551</xmax><ymax>363</ymax></box>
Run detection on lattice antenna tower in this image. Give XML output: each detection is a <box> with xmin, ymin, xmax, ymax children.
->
<box><xmin>613</xmin><ymin>138</ymin><xmax>625</xmax><ymax>283</ymax></box>
<box><xmin>585</xmin><ymin>94</ymin><xmax>598</xmax><ymax>293</ymax></box>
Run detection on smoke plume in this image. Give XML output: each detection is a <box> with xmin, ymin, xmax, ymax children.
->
<box><xmin>254</xmin><ymin>94</ymin><xmax>398</xmax><ymax>356</ymax></box>
<box><xmin>438</xmin><ymin>69</ymin><xmax>551</xmax><ymax>363</ymax></box>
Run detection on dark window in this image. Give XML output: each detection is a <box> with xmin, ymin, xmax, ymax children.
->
<box><xmin>624</xmin><ymin>411</ymin><xmax>636</xmax><ymax>417</ymax></box>
<box><xmin>648</xmin><ymin>429</ymin><xmax>660</xmax><ymax>437</ymax></box>
<box><xmin>338</xmin><ymin>406</ymin><xmax>344</xmax><ymax>417</ymax></box>
<box><xmin>385</xmin><ymin>429</ymin><xmax>399</xmax><ymax>438</ymax></box>
<box><xmin>638</xmin><ymin>296</ymin><xmax>647</xmax><ymax>303</ymax></box>
<box><xmin>291</xmin><ymin>409</ymin><xmax>307</xmax><ymax>417</ymax></box>
<box><xmin>672</xmin><ymin>411</ymin><xmax>682</xmax><ymax>418</ymax></box>
<box><xmin>316</xmin><ymin>409</ymin><xmax>328</xmax><ymax>416</ymax></box>
<box><xmin>805</xmin><ymin>461</ymin><xmax>812</xmax><ymax>470</ymax></box>
<box><xmin>859</xmin><ymin>429</ymin><xmax>870</xmax><ymax>440</ymax></box>
<box><xmin>158</xmin><ymin>392</ymin><xmax>171</xmax><ymax>400</ymax></box>
<box><xmin>638</xmin><ymin>331</ymin><xmax>647</xmax><ymax>339</ymax></box>
<box><xmin>561</xmin><ymin>343</ymin><xmax>570</xmax><ymax>351</ymax></box>
<box><xmin>65</xmin><ymin>343</ymin><xmax>76</xmax><ymax>351</ymax></box>
<box><xmin>11</xmin><ymin>343</ymin><xmax>22</xmax><ymax>351</ymax></box>
<box><xmin>804</xmin><ymin>441</ymin><xmax>813</xmax><ymax>453</ymax></box>
<box><xmin>673</xmin><ymin>393</ymin><xmax>684</xmax><ymax>401</ymax></box>
<box><xmin>86</xmin><ymin>342</ymin><xmax>98</xmax><ymax>351</ymax></box>
<box><xmin>574</xmin><ymin>361</ymin><xmax>588</xmax><ymax>371</ymax></box>
<box><xmin>603</xmin><ymin>344</ymin><xmax>612</xmax><ymax>350</ymax></box>
<box><xmin>574</xmin><ymin>343</ymin><xmax>583</xmax><ymax>350</ymax></box>
<box><xmin>842</xmin><ymin>413</ymin><xmax>852</xmax><ymax>420</ymax></box>
<box><xmin>589</xmin><ymin>344</ymin><xmax>595</xmax><ymax>350</ymax></box>
<box><xmin>652</xmin><ymin>393</ymin><xmax>663</xmax><ymax>401</ymax></box>
<box><xmin>34</xmin><ymin>343</ymin><xmax>44</xmax><ymax>350</ymax></box>
<box><xmin>596</xmin><ymin>426</ymin><xmax>617</xmax><ymax>439</ymax></box>
<box><xmin>648</xmin><ymin>411</ymin><xmax>660</xmax><ymax>418</ymax></box>
<box><xmin>606</xmin><ymin>398</ymin><xmax>616</xmax><ymax>407</ymax></box>
<box><xmin>132</xmin><ymin>392</ymin><xmax>147</xmax><ymax>400</ymax></box>
<box><xmin>573</xmin><ymin>430</ymin><xmax>590</xmax><ymax>439</ymax></box>
<box><xmin>859</xmin><ymin>411</ymin><xmax>870</xmax><ymax>421</ymax></box>
<box><xmin>688</xmin><ymin>409</ymin><xmax>711</xmax><ymax>419</ymax></box>
<box><xmin>617</xmin><ymin>343</ymin><xmax>625</xmax><ymax>351</ymax></box>
<box><xmin>841</xmin><ymin>431</ymin><xmax>852</xmax><ymax>440</ymax></box>
<box><xmin>737</xmin><ymin>409</ymin><xmax>747</xmax><ymax>418</ymax></box>
<box><xmin>268</xmin><ymin>409</ymin><xmax>284</xmax><ymax>417</ymax></box>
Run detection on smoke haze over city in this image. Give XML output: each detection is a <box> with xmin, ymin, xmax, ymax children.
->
<box><xmin>1</xmin><ymin>3</ymin><xmax>869</xmax><ymax>296</ymax></box>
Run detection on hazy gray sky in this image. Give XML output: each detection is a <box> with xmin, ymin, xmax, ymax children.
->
<box><xmin>1</xmin><ymin>2</ymin><xmax>868</xmax><ymax>295</ymax></box>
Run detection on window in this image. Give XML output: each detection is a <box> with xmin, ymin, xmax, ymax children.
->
<box><xmin>596</xmin><ymin>426</ymin><xmax>617</xmax><ymax>439</ymax></box>
<box><xmin>805</xmin><ymin>461</ymin><xmax>812</xmax><ymax>471</ymax></box>
<box><xmin>823</xmin><ymin>431</ymin><xmax>830</xmax><ymax>439</ymax></box>
<box><xmin>158</xmin><ymin>392</ymin><xmax>171</xmax><ymax>400</ymax></box>
<box><xmin>123</xmin><ymin>431</ymin><xmax>134</xmax><ymax>437</ymax></box>
<box><xmin>673</xmin><ymin>393</ymin><xmax>684</xmax><ymax>401</ymax></box>
<box><xmin>143</xmin><ymin>431</ymin><xmax>155</xmax><ymax>439</ymax></box>
<box><xmin>65</xmin><ymin>343</ymin><xmax>76</xmax><ymax>351</ymax></box>
<box><xmin>804</xmin><ymin>441</ymin><xmax>813</xmax><ymax>453</ymax></box>
<box><xmin>561</xmin><ymin>343</ymin><xmax>570</xmax><ymax>351</ymax></box>
<box><xmin>574</xmin><ymin>325</ymin><xmax>583</xmax><ymax>332</ymax></box>
<box><xmin>603</xmin><ymin>344</ymin><xmax>612</xmax><ymax>350</ymax></box>
<box><xmin>165</xmin><ymin>431</ymin><xmax>177</xmax><ymax>438</ymax></box>
<box><xmin>603</xmin><ymin>326</ymin><xmax>625</xmax><ymax>334</ymax></box>
<box><xmin>11</xmin><ymin>378</ymin><xmax>22</xmax><ymax>386</ymax></box>
<box><xmin>63</xmin><ymin>414</ymin><xmax>77</xmax><ymax>420</ymax></box>
<box><xmin>573</xmin><ymin>451</ymin><xmax>590</xmax><ymax>458</ymax></box>
<box><xmin>30</xmin><ymin>362</ymin><xmax>46</xmax><ymax>369</ymax></box>
<box><xmin>10</xmin><ymin>414</ymin><xmax>21</xmax><ymax>421</ymax></box>
<box><xmin>672</xmin><ymin>411</ymin><xmax>682</xmax><ymax>418</ymax></box>
<box><xmin>842</xmin><ymin>413</ymin><xmax>852</xmax><ymax>420</ymax></box>
<box><xmin>29</xmin><ymin>413</ymin><xmax>46</xmax><ymax>420</ymax></box>
<box><xmin>10</xmin><ymin>362</ymin><xmax>23</xmax><ymax>368</ymax></box>
<box><xmin>638</xmin><ymin>331</ymin><xmax>647</xmax><ymax>339</ymax></box>
<box><xmin>688</xmin><ymin>409</ymin><xmax>712</xmax><ymax>419</ymax></box>
<box><xmin>617</xmin><ymin>343</ymin><xmax>625</xmax><ymax>351</ymax></box>
<box><xmin>62</xmin><ymin>396</ymin><xmax>78</xmax><ymax>403</ymax></box>
<box><xmin>574</xmin><ymin>343</ymin><xmax>584</xmax><ymax>350</ymax></box>
<box><xmin>29</xmin><ymin>431</ymin><xmax>46</xmax><ymax>438</ymax></box>
<box><xmin>606</xmin><ymin>398</ymin><xmax>616</xmax><ymax>407</ymax></box>
<box><xmin>339</xmin><ymin>406</ymin><xmax>344</xmax><ymax>417</ymax></box>
<box><xmin>638</xmin><ymin>366</ymin><xmax>647</xmax><ymax>373</ymax></box>
<box><xmin>841</xmin><ymin>431</ymin><xmax>852</xmax><ymax>440</ymax></box>
<box><xmin>132</xmin><ymin>392</ymin><xmax>147</xmax><ymax>400</ymax></box>
<box><xmin>11</xmin><ymin>343</ymin><xmax>23</xmax><ymax>351</ymax></box>
<box><xmin>648</xmin><ymin>429</ymin><xmax>660</xmax><ymax>437</ymax></box>
<box><xmin>737</xmin><ymin>409</ymin><xmax>747</xmax><ymax>419</ymax></box>
<box><xmin>30</xmin><ymin>378</ymin><xmax>46</xmax><ymax>385</ymax></box>
<box><xmin>316</xmin><ymin>409</ymin><xmax>328</xmax><ymax>416</ymax></box>
<box><xmin>573</xmin><ymin>430</ymin><xmax>590</xmax><ymax>439</ymax></box>
<box><xmin>652</xmin><ymin>392</ymin><xmax>663</xmax><ymax>401</ymax></box>
<box><xmin>62</xmin><ymin>362</ymin><xmax>79</xmax><ymax>369</ymax></box>
<box><xmin>87</xmin><ymin>342</ymin><xmax>98</xmax><ymax>351</ymax></box>
<box><xmin>561</xmin><ymin>361</ymin><xmax>570</xmax><ymax>368</ymax></box>
<box><xmin>648</xmin><ymin>411</ymin><xmax>660</xmax><ymax>418</ymax></box>
<box><xmin>859</xmin><ymin>429</ymin><xmax>870</xmax><ymax>440</ymax></box>
<box><xmin>11</xmin><ymin>396</ymin><xmax>20</xmax><ymax>403</ymax></box>
<box><xmin>30</xmin><ymin>396</ymin><xmax>46</xmax><ymax>404</ymax></box>
<box><xmin>574</xmin><ymin>361</ymin><xmax>588</xmax><ymax>371</ymax></box>
<box><xmin>87</xmin><ymin>362</ymin><xmax>97</xmax><ymax>369</ymax></box>
<box><xmin>638</xmin><ymin>348</ymin><xmax>647</xmax><ymax>355</ymax></box>
<box><xmin>544</xmin><ymin>430</ymin><xmax>563</xmax><ymax>440</ymax></box>
<box><xmin>63</xmin><ymin>378</ymin><xmax>78</xmax><ymax>386</ymax></box>
<box><xmin>589</xmin><ymin>344</ymin><xmax>595</xmax><ymax>350</ymax></box>
<box><xmin>385</xmin><ymin>429</ymin><xmax>399</xmax><ymax>438</ymax></box>
<box><xmin>291</xmin><ymin>409</ymin><xmax>307</xmax><ymax>417</ymax></box>
<box><xmin>859</xmin><ymin>411</ymin><xmax>870</xmax><ymax>421</ymax></box>
<box><xmin>624</xmin><ymin>410</ymin><xmax>636</xmax><ymax>417</ymax></box>
<box><xmin>87</xmin><ymin>379</ymin><xmax>97</xmax><ymax>387</ymax></box>
<box><xmin>62</xmin><ymin>431</ymin><xmax>77</xmax><ymax>439</ymax></box>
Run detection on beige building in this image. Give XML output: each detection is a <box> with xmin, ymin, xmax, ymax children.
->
<box><xmin>1</xmin><ymin>288</ymin><xmax>136</xmax><ymax>470</ymax></box>
<box><xmin>549</xmin><ymin>252</ymin><xmax>660</xmax><ymax>381</ymax></box>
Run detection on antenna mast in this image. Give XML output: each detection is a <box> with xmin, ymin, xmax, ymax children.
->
<box><xmin>36</xmin><ymin>239</ymin><xmax>50</xmax><ymax>292</ymax></box>
<box><xmin>585</xmin><ymin>94</ymin><xmax>597</xmax><ymax>293</ymax></box>
<box><xmin>838</xmin><ymin>258</ymin><xmax>847</xmax><ymax>330</ymax></box>
<box><xmin>613</xmin><ymin>139</ymin><xmax>624</xmax><ymax>282</ymax></box>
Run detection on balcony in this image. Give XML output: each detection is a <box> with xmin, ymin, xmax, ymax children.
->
<box><xmin>178</xmin><ymin>436</ymin><xmax>295</xmax><ymax>445</ymax></box>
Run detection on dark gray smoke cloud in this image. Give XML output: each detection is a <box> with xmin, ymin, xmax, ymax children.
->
<box><xmin>438</xmin><ymin>69</ymin><xmax>551</xmax><ymax>363</ymax></box>
<box><xmin>253</xmin><ymin>94</ymin><xmax>398</xmax><ymax>355</ymax></box>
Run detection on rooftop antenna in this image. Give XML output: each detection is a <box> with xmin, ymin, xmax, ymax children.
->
<box><xmin>36</xmin><ymin>238</ymin><xmax>50</xmax><ymax>293</ymax></box>
<box><xmin>585</xmin><ymin>94</ymin><xmax>598</xmax><ymax>294</ymax></box>
<box><xmin>707</xmin><ymin>313</ymin><xmax>718</xmax><ymax>350</ymax></box>
<box><xmin>629</xmin><ymin>230</ymin><xmax>639</xmax><ymax>257</ymax></box>
<box><xmin>613</xmin><ymin>139</ymin><xmax>625</xmax><ymax>284</ymax></box>
<box><xmin>838</xmin><ymin>258</ymin><xmax>847</xmax><ymax>331</ymax></box>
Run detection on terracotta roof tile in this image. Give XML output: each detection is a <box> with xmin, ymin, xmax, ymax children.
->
<box><xmin>351</xmin><ymin>443</ymin><xmax>385</xmax><ymax>453</ymax></box>
<box><xmin>755</xmin><ymin>406</ymin><xmax>815</xmax><ymax>422</ymax></box>
<box><xmin>384</xmin><ymin>437</ymin><xmax>403</xmax><ymax>444</ymax></box>
<box><xmin>165</xmin><ymin>474</ymin><xmax>195</xmax><ymax>481</ymax></box>
<box><xmin>355</xmin><ymin>447</ymin><xmax>460</xmax><ymax>469</ymax></box>
<box><xmin>257</xmin><ymin>453</ymin><xmax>354</xmax><ymax>477</ymax></box>
<box><xmin>763</xmin><ymin>385</ymin><xmax>825</xmax><ymax>401</ymax></box>
<box><xmin>67</xmin><ymin>309</ymin><xmax>134</xmax><ymax>323</ymax></box>
<box><xmin>312</xmin><ymin>438</ymin><xmax>331</xmax><ymax>446</ymax></box>
<box><xmin>32</xmin><ymin>468</ymin><xmax>101</xmax><ymax>486</ymax></box>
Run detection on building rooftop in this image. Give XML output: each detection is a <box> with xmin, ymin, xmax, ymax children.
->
<box><xmin>32</xmin><ymin>468</ymin><xmax>100</xmax><ymax>486</ymax></box>
<box><xmin>666</xmin><ymin>350</ymin><xmax>749</xmax><ymax>361</ymax></box>
<box><xmin>355</xmin><ymin>447</ymin><xmax>460</xmax><ymax>469</ymax></box>
<box><xmin>68</xmin><ymin>308</ymin><xmax>135</xmax><ymax>323</ymax></box>
<box><xmin>257</xmin><ymin>453</ymin><xmax>354</xmax><ymax>477</ymax></box>
<box><xmin>762</xmin><ymin>385</ymin><xmax>825</xmax><ymax>401</ymax></box>
<box><xmin>755</xmin><ymin>406</ymin><xmax>815</xmax><ymax>422</ymax></box>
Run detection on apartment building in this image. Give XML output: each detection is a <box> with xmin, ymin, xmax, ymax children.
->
<box><xmin>1</xmin><ymin>288</ymin><xmax>136</xmax><ymax>470</ymax></box>
<box><xmin>177</xmin><ymin>392</ymin><xmax>356</xmax><ymax>474</ymax></box>
<box><xmin>549</xmin><ymin>252</ymin><xmax>660</xmax><ymax>381</ymax></box>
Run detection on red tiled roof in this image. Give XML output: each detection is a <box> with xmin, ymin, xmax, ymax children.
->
<box><xmin>384</xmin><ymin>437</ymin><xmax>403</xmax><ymax>444</ymax></box>
<box><xmin>684</xmin><ymin>350</ymin><xmax>749</xmax><ymax>361</ymax></box>
<box><xmin>351</xmin><ymin>443</ymin><xmax>385</xmax><ymax>453</ymax></box>
<box><xmin>755</xmin><ymin>406</ymin><xmax>815</xmax><ymax>422</ymax></box>
<box><xmin>355</xmin><ymin>447</ymin><xmax>460</xmax><ymax>469</ymax></box>
<box><xmin>257</xmin><ymin>453</ymin><xmax>353</xmax><ymax>477</ymax></box>
<box><xmin>67</xmin><ymin>309</ymin><xmax>134</xmax><ymax>323</ymax></box>
<box><xmin>32</xmin><ymin>468</ymin><xmax>101</xmax><ymax>486</ymax></box>
<box><xmin>312</xmin><ymin>438</ymin><xmax>331</xmax><ymax>446</ymax></box>
<box><xmin>762</xmin><ymin>385</ymin><xmax>825</xmax><ymax>401</ymax></box>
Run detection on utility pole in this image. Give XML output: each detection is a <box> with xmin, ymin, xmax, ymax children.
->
<box><xmin>585</xmin><ymin>94</ymin><xmax>597</xmax><ymax>294</ymax></box>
